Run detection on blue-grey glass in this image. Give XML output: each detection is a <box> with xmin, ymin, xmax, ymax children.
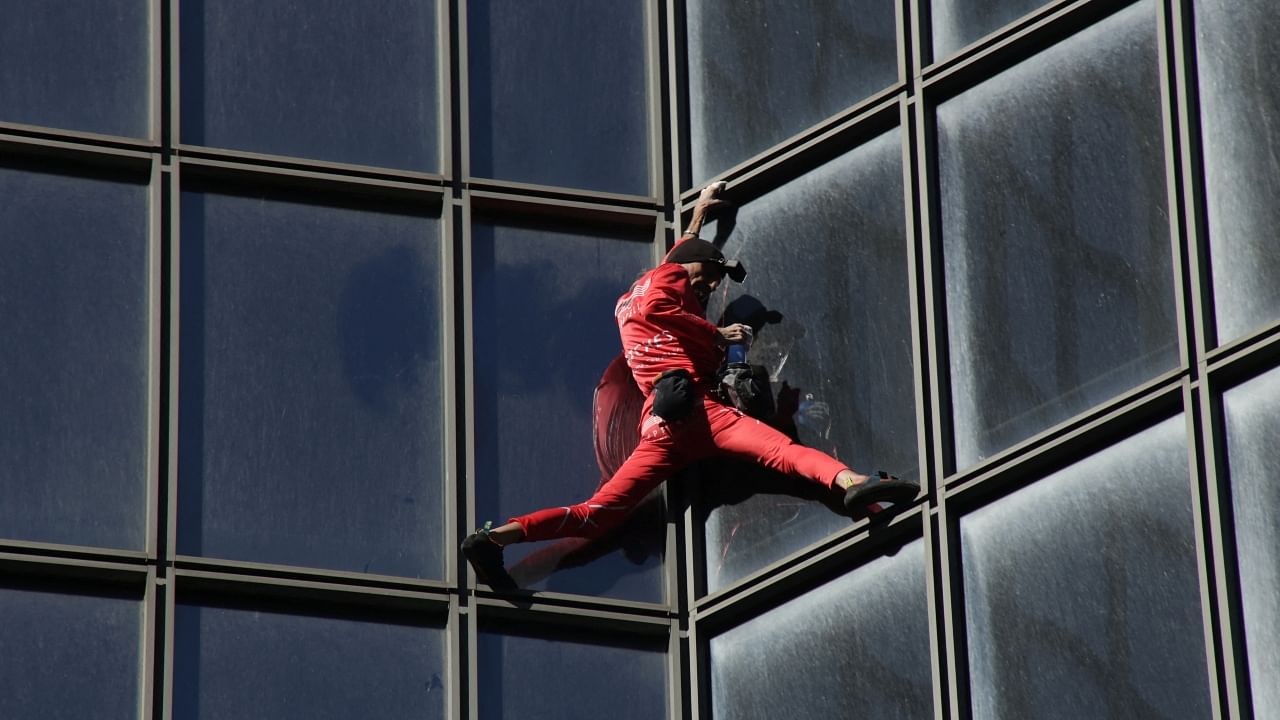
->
<box><xmin>0</xmin><ymin>1</ymin><xmax>148</xmax><ymax>137</ymax></box>
<box><xmin>181</xmin><ymin>0</ymin><xmax>437</xmax><ymax>170</ymax></box>
<box><xmin>0</xmin><ymin>168</ymin><xmax>148</xmax><ymax>550</ymax></box>
<box><xmin>961</xmin><ymin>416</ymin><xmax>1211</xmax><ymax>719</ymax></box>
<box><xmin>173</xmin><ymin>604</ymin><xmax>444</xmax><ymax>720</ymax></box>
<box><xmin>1194</xmin><ymin>0</ymin><xmax>1280</xmax><ymax>344</ymax></box>
<box><xmin>178</xmin><ymin>192</ymin><xmax>444</xmax><ymax>577</ymax></box>
<box><xmin>938</xmin><ymin>0</ymin><xmax>1177</xmax><ymax>469</ymax></box>
<box><xmin>478</xmin><ymin>631</ymin><xmax>666</xmax><ymax>720</ymax></box>
<box><xmin>931</xmin><ymin>0</ymin><xmax>1053</xmax><ymax>60</ymax></box>
<box><xmin>1223</xmin><ymin>366</ymin><xmax>1280</xmax><ymax>718</ymax></box>
<box><xmin>686</xmin><ymin>0</ymin><xmax>898</xmax><ymax>185</ymax></box>
<box><xmin>468</xmin><ymin>0</ymin><xmax>648</xmax><ymax>194</ymax></box>
<box><xmin>711</xmin><ymin>540</ymin><xmax>931</xmax><ymax>718</ymax></box>
<box><xmin>701</xmin><ymin>131</ymin><xmax>916</xmax><ymax>592</ymax></box>
<box><xmin>0</xmin><ymin>586</ymin><xmax>141</xmax><ymax>720</ymax></box>
<box><xmin>472</xmin><ymin>223</ymin><xmax>660</xmax><ymax>600</ymax></box>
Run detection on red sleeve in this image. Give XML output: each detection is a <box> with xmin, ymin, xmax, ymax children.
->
<box><xmin>645</xmin><ymin>264</ymin><xmax>720</xmax><ymax>341</ymax></box>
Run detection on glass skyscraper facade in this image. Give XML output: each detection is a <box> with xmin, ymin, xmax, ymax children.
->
<box><xmin>3</xmin><ymin>0</ymin><xmax>1277</xmax><ymax>717</ymax></box>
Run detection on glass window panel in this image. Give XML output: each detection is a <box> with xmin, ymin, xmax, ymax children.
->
<box><xmin>0</xmin><ymin>584</ymin><xmax>141</xmax><ymax>720</ymax></box>
<box><xmin>938</xmin><ymin>1</ymin><xmax>1177</xmax><ymax>469</ymax></box>
<box><xmin>478</xmin><ymin>629</ymin><xmax>667</xmax><ymax>720</ymax></box>
<box><xmin>471</xmin><ymin>222</ymin><xmax>660</xmax><ymax>601</ymax></box>
<box><xmin>180</xmin><ymin>0</ymin><xmax>438</xmax><ymax>170</ymax></box>
<box><xmin>1223</xmin><ymin>365</ymin><xmax>1280</xmax><ymax>718</ymax></box>
<box><xmin>961</xmin><ymin>416</ymin><xmax>1211</xmax><ymax>719</ymax></box>
<box><xmin>686</xmin><ymin>0</ymin><xmax>898</xmax><ymax>185</ymax></box>
<box><xmin>177</xmin><ymin>191</ymin><xmax>444</xmax><ymax>578</ymax></box>
<box><xmin>0</xmin><ymin>167</ymin><xmax>148</xmax><ymax>550</ymax></box>
<box><xmin>468</xmin><ymin>0</ymin><xmax>649</xmax><ymax>194</ymax></box>
<box><xmin>0</xmin><ymin>1</ymin><xmax>148</xmax><ymax>137</ymax></box>
<box><xmin>710</xmin><ymin>540</ymin><xmax>931</xmax><ymax>718</ymax></box>
<box><xmin>700</xmin><ymin>130</ymin><xmax>916</xmax><ymax>592</ymax></box>
<box><xmin>1194</xmin><ymin>0</ymin><xmax>1280</xmax><ymax>344</ymax></box>
<box><xmin>173</xmin><ymin>602</ymin><xmax>444</xmax><ymax>720</ymax></box>
<box><xmin>931</xmin><ymin>0</ymin><xmax>1053</xmax><ymax>60</ymax></box>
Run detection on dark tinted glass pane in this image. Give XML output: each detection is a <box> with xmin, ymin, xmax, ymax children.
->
<box><xmin>181</xmin><ymin>0</ymin><xmax>438</xmax><ymax>170</ymax></box>
<box><xmin>0</xmin><ymin>585</ymin><xmax>141</xmax><ymax>720</ymax></box>
<box><xmin>932</xmin><ymin>0</ymin><xmax>1054</xmax><ymax>59</ymax></box>
<box><xmin>961</xmin><ymin>416</ymin><xmax>1211</xmax><ymax>719</ymax></box>
<box><xmin>938</xmin><ymin>1</ymin><xmax>1177</xmax><ymax>468</ymax></box>
<box><xmin>710</xmin><ymin>540</ymin><xmax>931</xmax><ymax>718</ymax></box>
<box><xmin>178</xmin><ymin>192</ymin><xmax>444</xmax><ymax>577</ymax></box>
<box><xmin>468</xmin><ymin>0</ymin><xmax>648</xmax><ymax>194</ymax></box>
<box><xmin>173</xmin><ymin>604</ymin><xmax>445</xmax><ymax>720</ymax></box>
<box><xmin>701</xmin><ymin>131</ymin><xmax>916</xmax><ymax>592</ymax></box>
<box><xmin>0</xmin><ymin>1</ymin><xmax>148</xmax><ymax>137</ymax></box>
<box><xmin>472</xmin><ymin>223</ymin><xmax>659</xmax><ymax>600</ymax></box>
<box><xmin>0</xmin><ymin>167</ymin><xmax>148</xmax><ymax>550</ymax></box>
<box><xmin>1223</xmin><ymin>366</ymin><xmax>1280</xmax><ymax>717</ymax></box>
<box><xmin>1194</xmin><ymin>0</ymin><xmax>1280</xmax><ymax>343</ymax></box>
<box><xmin>478</xmin><ymin>630</ymin><xmax>667</xmax><ymax>720</ymax></box>
<box><xmin>686</xmin><ymin>0</ymin><xmax>899</xmax><ymax>184</ymax></box>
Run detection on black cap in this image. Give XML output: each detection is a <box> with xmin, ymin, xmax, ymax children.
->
<box><xmin>665</xmin><ymin>237</ymin><xmax>747</xmax><ymax>282</ymax></box>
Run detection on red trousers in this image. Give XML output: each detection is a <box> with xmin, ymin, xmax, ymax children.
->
<box><xmin>511</xmin><ymin>396</ymin><xmax>849</xmax><ymax>541</ymax></box>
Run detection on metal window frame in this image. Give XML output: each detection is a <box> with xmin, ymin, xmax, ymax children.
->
<box><xmin>2</xmin><ymin>0</ymin><xmax>1278</xmax><ymax>717</ymax></box>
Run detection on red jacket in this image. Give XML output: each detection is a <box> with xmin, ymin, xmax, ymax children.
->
<box><xmin>613</xmin><ymin>261</ymin><xmax>723</xmax><ymax>396</ymax></box>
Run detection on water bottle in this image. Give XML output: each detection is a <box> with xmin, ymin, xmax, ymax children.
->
<box><xmin>725</xmin><ymin>326</ymin><xmax>753</xmax><ymax>365</ymax></box>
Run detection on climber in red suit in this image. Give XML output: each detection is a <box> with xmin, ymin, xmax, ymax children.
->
<box><xmin>463</xmin><ymin>182</ymin><xmax>917</xmax><ymax>589</ymax></box>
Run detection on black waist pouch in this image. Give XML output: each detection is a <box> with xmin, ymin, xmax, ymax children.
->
<box><xmin>652</xmin><ymin>368</ymin><xmax>696</xmax><ymax>421</ymax></box>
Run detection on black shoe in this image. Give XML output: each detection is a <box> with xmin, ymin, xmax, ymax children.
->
<box><xmin>843</xmin><ymin>471</ymin><xmax>919</xmax><ymax>521</ymax></box>
<box><xmin>462</xmin><ymin>524</ymin><xmax>517</xmax><ymax>591</ymax></box>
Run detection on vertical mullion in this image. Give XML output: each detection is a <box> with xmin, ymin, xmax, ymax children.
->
<box><xmin>913</xmin><ymin>75</ymin><xmax>965</xmax><ymax>719</ymax></box>
<box><xmin>901</xmin><ymin>93</ymin><xmax>948</xmax><ymax>720</ymax></box>
<box><xmin>456</xmin><ymin>0</ymin><xmax>472</xmax><ymax>185</ymax></box>
<box><xmin>1156</xmin><ymin>0</ymin><xmax>1195</xmax><ymax>375</ymax></box>
<box><xmin>1196</xmin><ymin>373</ymin><xmax>1249</xmax><ymax>720</ymax></box>
<box><xmin>438</xmin><ymin>0</ymin><xmax>455</xmax><ymax>184</ymax></box>
<box><xmin>1167</xmin><ymin>0</ymin><xmax>1215</xmax><ymax>357</ymax></box>
<box><xmin>441</xmin><ymin>197</ymin><xmax>460</xmax><ymax>590</ymax></box>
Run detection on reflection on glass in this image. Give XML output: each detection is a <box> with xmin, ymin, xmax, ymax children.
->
<box><xmin>1223</xmin><ymin>366</ymin><xmax>1280</xmax><ymax>717</ymax></box>
<box><xmin>468</xmin><ymin>0</ymin><xmax>648</xmax><ymax>193</ymax></box>
<box><xmin>180</xmin><ymin>0</ymin><xmax>438</xmax><ymax>170</ymax></box>
<box><xmin>0</xmin><ymin>167</ymin><xmax>148</xmax><ymax>550</ymax></box>
<box><xmin>931</xmin><ymin>0</ymin><xmax>1052</xmax><ymax>60</ymax></box>
<box><xmin>1194</xmin><ymin>0</ymin><xmax>1280</xmax><ymax>343</ymax></box>
<box><xmin>477</xmin><ymin>630</ymin><xmax>667</xmax><ymax>720</ymax></box>
<box><xmin>701</xmin><ymin>130</ymin><xmax>915</xmax><ymax>592</ymax></box>
<box><xmin>173</xmin><ymin>603</ymin><xmax>445</xmax><ymax>720</ymax></box>
<box><xmin>0</xmin><ymin>585</ymin><xmax>141</xmax><ymax>720</ymax></box>
<box><xmin>685</xmin><ymin>0</ymin><xmax>898</xmax><ymax>184</ymax></box>
<box><xmin>961</xmin><ymin>415</ymin><xmax>1210</xmax><ymax>718</ymax></box>
<box><xmin>0</xmin><ymin>0</ymin><xmax>148</xmax><ymax>137</ymax></box>
<box><xmin>710</xmin><ymin>540</ymin><xmax>931</xmax><ymax>718</ymax></box>
<box><xmin>178</xmin><ymin>192</ymin><xmax>444</xmax><ymax>578</ymax></box>
<box><xmin>471</xmin><ymin>222</ymin><xmax>660</xmax><ymax>601</ymax></box>
<box><xmin>938</xmin><ymin>1</ymin><xmax>1177</xmax><ymax>468</ymax></box>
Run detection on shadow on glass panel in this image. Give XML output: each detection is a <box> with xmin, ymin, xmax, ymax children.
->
<box><xmin>177</xmin><ymin>188</ymin><xmax>444</xmax><ymax>578</ymax></box>
<box><xmin>694</xmin><ymin>130</ymin><xmax>917</xmax><ymax>592</ymax></box>
<box><xmin>471</xmin><ymin>221</ymin><xmax>662</xmax><ymax>601</ymax></box>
